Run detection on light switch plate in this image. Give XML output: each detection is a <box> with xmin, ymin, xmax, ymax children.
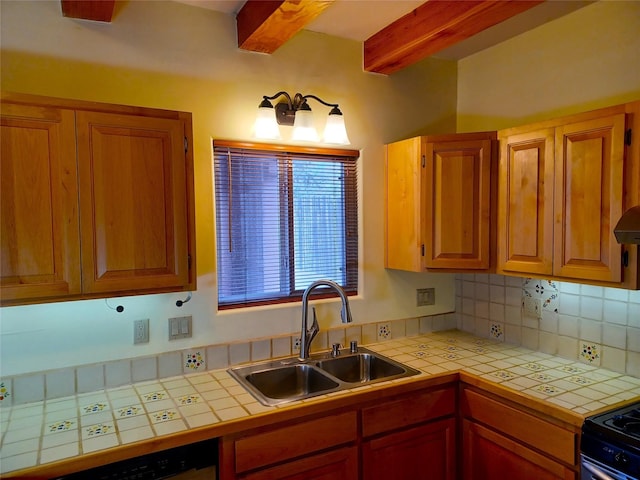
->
<box><xmin>169</xmin><ymin>316</ymin><xmax>192</xmax><ymax>340</ymax></box>
<box><xmin>417</xmin><ymin>288</ymin><xmax>435</xmax><ymax>306</ymax></box>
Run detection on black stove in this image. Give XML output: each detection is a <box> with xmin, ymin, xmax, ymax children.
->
<box><xmin>582</xmin><ymin>401</ymin><xmax>640</xmax><ymax>479</ymax></box>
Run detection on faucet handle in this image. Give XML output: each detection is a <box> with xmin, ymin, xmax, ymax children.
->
<box><xmin>308</xmin><ymin>307</ymin><xmax>319</xmax><ymax>341</ymax></box>
<box><xmin>350</xmin><ymin>340</ymin><xmax>358</xmax><ymax>353</ymax></box>
<box><xmin>331</xmin><ymin>343</ymin><xmax>341</xmax><ymax>357</ymax></box>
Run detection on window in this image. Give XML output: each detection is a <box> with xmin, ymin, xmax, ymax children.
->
<box><xmin>213</xmin><ymin>140</ymin><xmax>358</xmax><ymax>309</ymax></box>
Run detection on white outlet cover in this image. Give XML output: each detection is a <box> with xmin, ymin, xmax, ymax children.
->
<box><xmin>133</xmin><ymin>318</ymin><xmax>149</xmax><ymax>344</ymax></box>
<box><xmin>522</xmin><ymin>296</ymin><xmax>542</xmax><ymax>319</ymax></box>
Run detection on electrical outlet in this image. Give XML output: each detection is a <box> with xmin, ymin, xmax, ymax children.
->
<box><xmin>522</xmin><ymin>296</ymin><xmax>542</xmax><ymax>319</ymax></box>
<box><xmin>133</xmin><ymin>318</ymin><xmax>149</xmax><ymax>344</ymax></box>
<box><xmin>417</xmin><ymin>288</ymin><xmax>435</xmax><ymax>306</ymax></box>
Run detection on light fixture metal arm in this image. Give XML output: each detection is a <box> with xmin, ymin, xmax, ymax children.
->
<box><xmin>301</xmin><ymin>94</ymin><xmax>339</xmax><ymax>109</ymax></box>
<box><xmin>262</xmin><ymin>91</ymin><xmax>294</xmax><ymax>109</ymax></box>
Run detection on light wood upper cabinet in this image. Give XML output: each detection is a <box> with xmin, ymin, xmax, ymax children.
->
<box><xmin>385</xmin><ymin>137</ymin><xmax>423</xmax><ymax>272</ymax></box>
<box><xmin>0</xmin><ymin>93</ymin><xmax>196</xmax><ymax>305</ymax></box>
<box><xmin>385</xmin><ymin>132</ymin><xmax>496</xmax><ymax>272</ymax></box>
<box><xmin>498</xmin><ymin>128</ymin><xmax>555</xmax><ymax>276</ymax></box>
<box><xmin>553</xmin><ymin>115</ymin><xmax>625</xmax><ymax>282</ymax></box>
<box><xmin>0</xmin><ymin>104</ymin><xmax>81</xmax><ymax>301</ymax></box>
<box><xmin>498</xmin><ymin>103</ymin><xmax>638</xmax><ymax>287</ymax></box>
<box><xmin>76</xmin><ymin>111</ymin><xmax>190</xmax><ymax>293</ymax></box>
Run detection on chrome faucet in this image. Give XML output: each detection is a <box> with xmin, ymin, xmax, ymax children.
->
<box><xmin>299</xmin><ymin>279</ymin><xmax>353</xmax><ymax>361</ymax></box>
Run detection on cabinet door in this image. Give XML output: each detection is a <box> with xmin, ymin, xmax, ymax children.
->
<box><xmin>240</xmin><ymin>446</ymin><xmax>358</xmax><ymax>480</ymax></box>
<box><xmin>425</xmin><ymin>139</ymin><xmax>492</xmax><ymax>269</ymax></box>
<box><xmin>553</xmin><ymin>114</ymin><xmax>626</xmax><ymax>282</ymax></box>
<box><xmin>1</xmin><ymin>104</ymin><xmax>81</xmax><ymax>302</ymax></box>
<box><xmin>463</xmin><ymin>420</ymin><xmax>576</xmax><ymax>480</ymax></box>
<box><xmin>363</xmin><ymin>418</ymin><xmax>456</xmax><ymax>480</ymax></box>
<box><xmin>385</xmin><ymin>137</ymin><xmax>423</xmax><ymax>271</ymax></box>
<box><xmin>76</xmin><ymin>111</ymin><xmax>189</xmax><ymax>293</ymax></box>
<box><xmin>498</xmin><ymin>128</ymin><xmax>555</xmax><ymax>275</ymax></box>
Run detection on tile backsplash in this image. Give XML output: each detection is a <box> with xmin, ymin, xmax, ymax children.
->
<box><xmin>0</xmin><ymin>314</ymin><xmax>456</xmax><ymax>408</ymax></box>
<box><xmin>455</xmin><ymin>274</ymin><xmax>640</xmax><ymax>376</ymax></box>
<box><xmin>3</xmin><ymin>274</ymin><xmax>637</xmax><ymax>409</ymax></box>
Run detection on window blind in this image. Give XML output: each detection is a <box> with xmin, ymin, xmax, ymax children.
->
<box><xmin>213</xmin><ymin>141</ymin><xmax>358</xmax><ymax>309</ymax></box>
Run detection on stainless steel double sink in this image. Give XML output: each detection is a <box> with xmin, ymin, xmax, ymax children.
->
<box><xmin>228</xmin><ymin>347</ymin><xmax>420</xmax><ymax>406</ymax></box>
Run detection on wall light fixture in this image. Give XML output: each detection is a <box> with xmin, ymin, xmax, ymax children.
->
<box><xmin>254</xmin><ymin>91</ymin><xmax>350</xmax><ymax>145</ymax></box>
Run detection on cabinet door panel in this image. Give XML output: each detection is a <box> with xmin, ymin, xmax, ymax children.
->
<box><xmin>425</xmin><ymin>139</ymin><xmax>491</xmax><ymax>269</ymax></box>
<box><xmin>498</xmin><ymin>129</ymin><xmax>554</xmax><ymax>275</ymax></box>
<box><xmin>241</xmin><ymin>446</ymin><xmax>357</xmax><ymax>480</ymax></box>
<box><xmin>463</xmin><ymin>420</ymin><xmax>576</xmax><ymax>480</ymax></box>
<box><xmin>76</xmin><ymin>111</ymin><xmax>189</xmax><ymax>293</ymax></box>
<box><xmin>384</xmin><ymin>137</ymin><xmax>423</xmax><ymax>271</ymax></box>
<box><xmin>0</xmin><ymin>105</ymin><xmax>80</xmax><ymax>302</ymax></box>
<box><xmin>554</xmin><ymin>114</ymin><xmax>625</xmax><ymax>282</ymax></box>
<box><xmin>363</xmin><ymin>418</ymin><xmax>456</xmax><ymax>480</ymax></box>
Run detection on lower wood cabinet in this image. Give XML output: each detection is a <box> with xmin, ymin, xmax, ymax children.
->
<box><xmin>460</xmin><ymin>386</ymin><xmax>579</xmax><ymax>480</ymax></box>
<box><xmin>361</xmin><ymin>386</ymin><xmax>457</xmax><ymax>480</ymax></box>
<box><xmin>220</xmin><ymin>383</ymin><xmax>581</xmax><ymax>480</ymax></box>
<box><xmin>363</xmin><ymin>418</ymin><xmax>456</xmax><ymax>480</ymax></box>
<box><xmin>219</xmin><ymin>385</ymin><xmax>457</xmax><ymax>480</ymax></box>
<box><xmin>462</xmin><ymin>420</ymin><xmax>576</xmax><ymax>480</ymax></box>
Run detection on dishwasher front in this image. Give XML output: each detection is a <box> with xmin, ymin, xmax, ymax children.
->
<box><xmin>51</xmin><ymin>437</ymin><xmax>218</xmax><ymax>480</ymax></box>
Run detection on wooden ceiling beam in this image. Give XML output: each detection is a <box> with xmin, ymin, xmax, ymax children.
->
<box><xmin>364</xmin><ymin>0</ymin><xmax>544</xmax><ymax>75</ymax></box>
<box><xmin>61</xmin><ymin>0</ymin><xmax>116</xmax><ymax>22</ymax></box>
<box><xmin>237</xmin><ymin>0</ymin><xmax>334</xmax><ymax>54</ymax></box>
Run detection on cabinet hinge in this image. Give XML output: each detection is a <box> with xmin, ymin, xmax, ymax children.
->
<box><xmin>421</xmin><ymin>155</ymin><xmax>426</xmax><ymax>168</ymax></box>
<box><xmin>184</xmin><ymin>137</ymin><xmax>188</xmax><ymax>154</ymax></box>
<box><xmin>421</xmin><ymin>244</ymin><xmax>425</xmax><ymax>256</ymax></box>
<box><xmin>622</xmin><ymin>250</ymin><xmax>629</xmax><ymax>268</ymax></box>
<box><xmin>625</xmin><ymin>129</ymin><xmax>632</xmax><ymax>146</ymax></box>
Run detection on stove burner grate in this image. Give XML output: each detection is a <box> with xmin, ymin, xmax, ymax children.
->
<box><xmin>608</xmin><ymin>408</ymin><xmax>640</xmax><ymax>437</ymax></box>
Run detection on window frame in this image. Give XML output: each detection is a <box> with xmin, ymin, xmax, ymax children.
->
<box><xmin>213</xmin><ymin>140</ymin><xmax>359</xmax><ymax>310</ymax></box>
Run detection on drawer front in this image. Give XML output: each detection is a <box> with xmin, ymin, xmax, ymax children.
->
<box><xmin>362</xmin><ymin>387</ymin><xmax>456</xmax><ymax>437</ymax></box>
<box><xmin>235</xmin><ymin>411</ymin><xmax>357</xmax><ymax>473</ymax></box>
<box><xmin>240</xmin><ymin>446</ymin><xmax>358</xmax><ymax>480</ymax></box>
<box><xmin>461</xmin><ymin>388</ymin><xmax>576</xmax><ymax>465</ymax></box>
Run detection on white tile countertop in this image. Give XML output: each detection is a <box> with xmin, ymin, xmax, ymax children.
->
<box><xmin>1</xmin><ymin>330</ymin><xmax>640</xmax><ymax>477</ymax></box>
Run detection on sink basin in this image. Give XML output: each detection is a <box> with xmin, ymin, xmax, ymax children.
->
<box><xmin>244</xmin><ymin>364</ymin><xmax>339</xmax><ymax>400</ymax></box>
<box><xmin>228</xmin><ymin>347</ymin><xmax>420</xmax><ymax>406</ymax></box>
<box><xmin>315</xmin><ymin>352</ymin><xmax>406</xmax><ymax>383</ymax></box>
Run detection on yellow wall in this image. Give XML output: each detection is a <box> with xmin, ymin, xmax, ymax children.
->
<box><xmin>0</xmin><ymin>0</ymin><xmax>457</xmax><ymax>376</ymax></box>
<box><xmin>3</xmin><ymin>0</ymin><xmax>639</xmax><ymax>377</ymax></box>
<box><xmin>457</xmin><ymin>0</ymin><xmax>640</xmax><ymax>131</ymax></box>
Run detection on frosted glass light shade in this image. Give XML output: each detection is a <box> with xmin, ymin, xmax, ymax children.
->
<box><xmin>323</xmin><ymin>112</ymin><xmax>350</xmax><ymax>145</ymax></box>
<box><xmin>254</xmin><ymin>106</ymin><xmax>281</xmax><ymax>140</ymax></box>
<box><xmin>292</xmin><ymin>109</ymin><xmax>319</xmax><ymax>142</ymax></box>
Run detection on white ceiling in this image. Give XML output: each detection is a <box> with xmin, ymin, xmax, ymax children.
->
<box><xmin>173</xmin><ymin>0</ymin><xmax>594</xmax><ymax>60</ymax></box>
